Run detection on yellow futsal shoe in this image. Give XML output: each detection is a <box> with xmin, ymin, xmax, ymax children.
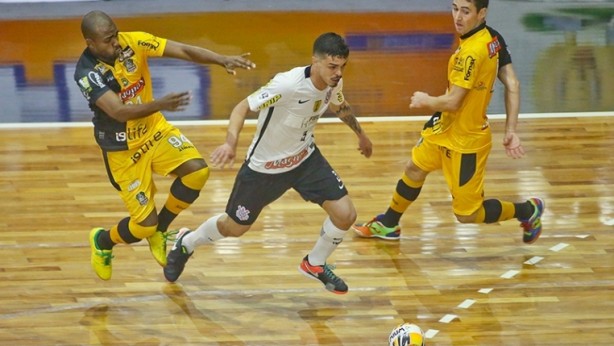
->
<box><xmin>147</xmin><ymin>230</ymin><xmax>174</xmax><ymax>267</ymax></box>
<box><xmin>89</xmin><ymin>227</ymin><xmax>113</xmax><ymax>280</ymax></box>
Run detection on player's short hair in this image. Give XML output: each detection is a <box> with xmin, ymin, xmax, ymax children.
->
<box><xmin>471</xmin><ymin>0</ymin><xmax>489</xmax><ymax>11</ymax></box>
<box><xmin>81</xmin><ymin>10</ymin><xmax>114</xmax><ymax>39</ymax></box>
<box><xmin>313</xmin><ymin>32</ymin><xmax>349</xmax><ymax>59</ymax></box>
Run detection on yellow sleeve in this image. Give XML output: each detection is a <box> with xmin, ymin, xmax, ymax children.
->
<box><xmin>450</xmin><ymin>49</ymin><xmax>481</xmax><ymax>90</ymax></box>
<box><xmin>123</xmin><ymin>31</ymin><xmax>167</xmax><ymax>58</ymax></box>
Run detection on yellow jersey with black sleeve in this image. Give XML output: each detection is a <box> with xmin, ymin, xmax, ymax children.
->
<box><xmin>421</xmin><ymin>23</ymin><xmax>512</xmax><ymax>153</ymax></box>
<box><xmin>74</xmin><ymin>31</ymin><xmax>169</xmax><ymax>151</ymax></box>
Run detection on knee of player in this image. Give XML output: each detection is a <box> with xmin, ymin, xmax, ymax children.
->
<box><xmin>219</xmin><ymin>217</ymin><xmax>251</xmax><ymax>238</ymax></box>
<box><xmin>182</xmin><ymin>166</ymin><xmax>210</xmax><ymax>191</ymax></box>
<box><xmin>331</xmin><ymin>207</ymin><xmax>357</xmax><ymax>229</ymax></box>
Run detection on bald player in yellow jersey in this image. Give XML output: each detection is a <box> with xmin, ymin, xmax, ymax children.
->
<box><xmin>354</xmin><ymin>0</ymin><xmax>544</xmax><ymax>244</ymax></box>
<box><xmin>74</xmin><ymin>10</ymin><xmax>255</xmax><ymax>280</ymax></box>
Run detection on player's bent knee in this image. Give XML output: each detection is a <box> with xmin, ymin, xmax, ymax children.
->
<box><xmin>219</xmin><ymin>217</ymin><xmax>251</xmax><ymax>238</ymax></box>
<box><xmin>182</xmin><ymin>166</ymin><xmax>210</xmax><ymax>191</ymax></box>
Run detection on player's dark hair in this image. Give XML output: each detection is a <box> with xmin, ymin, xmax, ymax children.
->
<box><xmin>313</xmin><ymin>32</ymin><xmax>349</xmax><ymax>59</ymax></box>
<box><xmin>471</xmin><ymin>0</ymin><xmax>489</xmax><ymax>11</ymax></box>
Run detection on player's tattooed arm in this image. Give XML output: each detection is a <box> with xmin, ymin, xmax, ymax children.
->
<box><xmin>334</xmin><ymin>102</ymin><xmax>364</xmax><ymax>135</ymax></box>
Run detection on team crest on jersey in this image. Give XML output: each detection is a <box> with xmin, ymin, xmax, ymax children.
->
<box><xmin>487</xmin><ymin>36</ymin><xmax>502</xmax><ymax>58</ymax></box>
<box><xmin>118</xmin><ymin>46</ymin><xmax>135</xmax><ymax>62</ymax></box>
<box><xmin>136</xmin><ymin>191</ymin><xmax>149</xmax><ymax>206</ymax></box>
<box><xmin>123</xmin><ymin>58</ymin><xmax>137</xmax><ymax>73</ymax></box>
<box><xmin>313</xmin><ymin>100</ymin><xmax>322</xmax><ymax>113</ymax></box>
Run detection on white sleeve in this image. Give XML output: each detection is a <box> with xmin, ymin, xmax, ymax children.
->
<box><xmin>246</xmin><ymin>72</ymin><xmax>293</xmax><ymax>112</ymax></box>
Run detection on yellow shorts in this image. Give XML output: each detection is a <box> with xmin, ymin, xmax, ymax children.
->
<box><xmin>411</xmin><ymin>137</ymin><xmax>491</xmax><ymax>216</ymax></box>
<box><xmin>103</xmin><ymin>125</ymin><xmax>203</xmax><ymax>223</ymax></box>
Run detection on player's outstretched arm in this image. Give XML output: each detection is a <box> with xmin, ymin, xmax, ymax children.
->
<box><xmin>163</xmin><ymin>40</ymin><xmax>256</xmax><ymax>74</ymax></box>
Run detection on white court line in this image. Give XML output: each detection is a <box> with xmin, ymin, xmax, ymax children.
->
<box><xmin>439</xmin><ymin>314</ymin><xmax>458</xmax><ymax>323</ymax></box>
<box><xmin>478</xmin><ymin>288</ymin><xmax>493</xmax><ymax>294</ymax></box>
<box><xmin>425</xmin><ymin>329</ymin><xmax>439</xmax><ymax>339</ymax></box>
<box><xmin>457</xmin><ymin>299</ymin><xmax>476</xmax><ymax>309</ymax></box>
<box><xmin>550</xmin><ymin>243</ymin><xmax>569</xmax><ymax>252</ymax></box>
<box><xmin>501</xmin><ymin>270</ymin><xmax>520</xmax><ymax>279</ymax></box>
<box><xmin>0</xmin><ymin>111</ymin><xmax>611</xmax><ymax>129</ymax></box>
<box><xmin>524</xmin><ymin>256</ymin><xmax>544</xmax><ymax>265</ymax></box>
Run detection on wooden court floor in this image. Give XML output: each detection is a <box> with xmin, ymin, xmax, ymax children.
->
<box><xmin>0</xmin><ymin>116</ymin><xmax>613</xmax><ymax>345</ymax></box>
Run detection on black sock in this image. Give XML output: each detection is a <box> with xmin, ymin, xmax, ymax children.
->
<box><xmin>514</xmin><ymin>201</ymin><xmax>534</xmax><ymax>220</ymax></box>
<box><xmin>96</xmin><ymin>230</ymin><xmax>115</xmax><ymax>250</ymax></box>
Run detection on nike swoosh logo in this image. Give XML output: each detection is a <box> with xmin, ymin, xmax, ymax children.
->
<box><xmin>298</xmin><ymin>99</ymin><xmax>310</xmax><ymax>104</ymax></box>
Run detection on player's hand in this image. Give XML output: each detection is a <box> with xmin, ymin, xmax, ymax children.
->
<box><xmin>503</xmin><ymin>132</ymin><xmax>525</xmax><ymax>159</ymax></box>
<box><xmin>357</xmin><ymin>133</ymin><xmax>373</xmax><ymax>158</ymax></box>
<box><xmin>210</xmin><ymin>143</ymin><xmax>236</xmax><ymax>169</ymax></box>
<box><xmin>409</xmin><ymin>91</ymin><xmax>430</xmax><ymax>109</ymax></box>
<box><xmin>222</xmin><ymin>53</ymin><xmax>256</xmax><ymax>75</ymax></box>
<box><xmin>157</xmin><ymin>91</ymin><xmax>191</xmax><ymax>111</ymax></box>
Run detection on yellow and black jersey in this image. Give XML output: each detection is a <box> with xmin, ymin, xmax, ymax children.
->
<box><xmin>74</xmin><ymin>31</ymin><xmax>169</xmax><ymax>151</ymax></box>
<box><xmin>422</xmin><ymin>23</ymin><xmax>512</xmax><ymax>152</ymax></box>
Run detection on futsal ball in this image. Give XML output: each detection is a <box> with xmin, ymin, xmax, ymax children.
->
<box><xmin>388</xmin><ymin>323</ymin><xmax>425</xmax><ymax>346</ymax></box>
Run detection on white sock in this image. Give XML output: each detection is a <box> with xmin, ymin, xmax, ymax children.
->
<box><xmin>307</xmin><ymin>217</ymin><xmax>347</xmax><ymax>266</ymax></box>
<box><xmin>182</xmin><ymin>214</ymin><xmax>225</xmax><ymax>253</ymax></box>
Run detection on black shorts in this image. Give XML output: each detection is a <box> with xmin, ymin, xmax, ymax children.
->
<box><xmin>225</xmin><ymin>147</ymin><xmax>348</xmax><ymax>225</ymax></box>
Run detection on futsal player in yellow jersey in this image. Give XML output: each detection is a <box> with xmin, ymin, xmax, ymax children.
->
<box><xmin>74</xmin><ymin>11</ymin><xmax>255</xmax><ymax>280</ymax></box>
<box><xmin>354</xmin><ymin>0</ymin><xmax>544</xmax><ymax>243</ymax></box>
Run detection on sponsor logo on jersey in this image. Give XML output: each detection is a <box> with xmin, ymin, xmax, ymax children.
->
<box><xmin>487</xmin><ymin>36</ymin><xmax>501</xmax><ymax>58</ymax></box>
<box><xmin>116</xmin><ymin>123</ymin><xmax>148</xmax><ymax>142</ymax></box>
<box><xmin>130</xmin><ymin>130</ymin><xmax>163</xmax><ymax>163</ymax></box>
<box><xmin>88</xmin><ymin>71</ymin><xmax>105</xmax><ymax>88</ymax></box>
<box><xmin>120</xmin><ymin>77</ymin><xmax>145</xmax><ymax>103</ymax></box>
<box><xmin>138</xmin><ymin>39</ymin><xmax>160</xmax><ymax>51</ymax></box>
<box><xmin>324</xmin><ymin>89</ymin><xmax>332</xmax><ymax>104</ymax></box>
<box><xmin>127</xmin><ymin>179</ymin><xmax>141</xmax><ymax>192</ymax></box>
<box><xmin>301</xmin><ymin>114</ymin><xmax>319</xmax><ymax>128</ymax></box>
<box><xmin>464</xmin><ymin>55</ymin><xmax>476</xmax><ymax>81</ymax></box>
<box><xmin>257</xmin><ymin>94</ymin><xmax>282</xmax><ymax>110</ymax></box>
<box><xmin>235</xmin><ymin>205</ymin><xmax>251</xmax><ymax>222</ymax></box>
<box><xmin>118</xmin><ymin>46</ymin><xmax>135</xmax><ymax>62</ymax></box>
<box><xmin>78</xmin><ymin>76</ymin><xmax>92</xmax><ymax>99</ymax></box>
<box><xmin>264</xmin><ymin>148</ymin><xmax>309</xmax><ymax>169</ymax></box>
